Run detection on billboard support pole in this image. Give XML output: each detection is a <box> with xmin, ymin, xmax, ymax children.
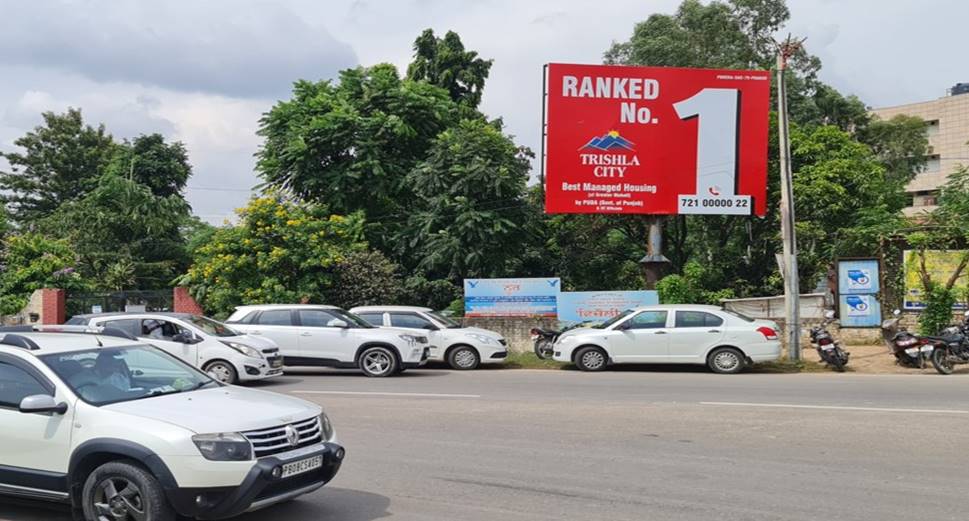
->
<box><xmin>540</xmin><ymin>64</ymin><xmax>549</xmax><ymax>192</ymax></box>
<box><xmin>640</xmin><ymin>216</ymin><xmax>670</xmax><ymax>290</ymax></box>
<box><xmin>776</xmin><ymin>36</ymin><xmax>803</xmax><ymax>360</ymax></box>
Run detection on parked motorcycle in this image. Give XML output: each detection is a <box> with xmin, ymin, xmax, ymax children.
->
<box><xmin>881</xmin><ymin>309</ymin><xmax>933</xmax><ymax>368</ymax></box>
<box><xmin>927</xmin><ymin>311</ymin><xmax>969</xmax><ymax>375</ymax></box>
<box><xmin>530</xmin><ymin>327</ymin><xmax>559</xmax><ymax>359</ymax></box>
<box><xmin>809</xmin><ymin>310</ymin><xmax>850</xmax><ymax>372</ymax></box>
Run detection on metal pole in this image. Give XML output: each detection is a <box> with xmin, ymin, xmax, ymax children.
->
<box><xmin>540</xmin><ymin>64</ymin><xmax>548</xmax><ymax>192</ymax></box>
<box><xmin>776</xmin><ymin>46</ymin><xmax>801</xmax><ymax>360</ymax></box>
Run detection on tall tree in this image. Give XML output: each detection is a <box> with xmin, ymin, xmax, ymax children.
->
<box><xmin>105</xmin><ymin>133</ymin><xmax>192</xmax><ymax>198</ymax></box>
<box><xmin>403</xmin><ymin>119</ymin><xmax>531</xmax><ymax>280</ymax></box>
<box><xmin>406</xmin><ymin>29</ymin><xmax>493</xmax><ymax>109</ymax></box>
<box><xmin>0</xmin><ymin>109</ymin><xmax>115</xmax><ymax>225</ymax></box>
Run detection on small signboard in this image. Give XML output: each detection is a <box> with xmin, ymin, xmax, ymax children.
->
<box><xmin>837</xmin><ymin>259</ymin><xmax>879</xmax><ymax>295</ymax></box>
<box><xmin>464</xmin><ymin>278</ymin><xmax>560</xmax><ymax>317</ymax></box>
<box><xmin>557</xmin><ymin>291</ymin><xmax>658</xmax><ymax>324</ymax></box>
<box><xmin>839</xmin><ymin>294</ymin><xmax>881</xmax><ymax>327</ymax></box>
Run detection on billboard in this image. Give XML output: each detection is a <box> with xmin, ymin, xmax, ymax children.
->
<box><xmin>557</xmin><ymin>290</ymin><xmax>658</xmax><ymax>324</ymax></box>
<box><xmin>543</xmin><ymin>63</ymin><xmax>770</xmax><ymax>216</ymax></box>
<box><xmin>839</xmin><ymin>294</ymin><xmax>882</xmax><ymax>327</ymax></box>
<box><xmin>464</xmin><ymin>278</ymin><xmax>560</xmax><ymax>317</ymax></box>
<box><xmin>903</xmin><ymin>250</ymin><xmax>969</xmax><ymax>310</ymax></box>
<box><xmin>838</xmin><ymin>259</ymin><xmax>880</xmax><ymax>295</ymax></box>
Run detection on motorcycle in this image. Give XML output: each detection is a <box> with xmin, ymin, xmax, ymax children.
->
<box><xmin>927</xmin><ymin>311</ymin><xmax>969</xmax><ymax>375</ymax></box>
<box><xmin>530</xmin><ymin>327</ymin><xmax>559</xmax><ymax>360</ymax></box>
<box><xmin>881</xmin><ymin>309</ymin><xmax>934</xmax><ymax>368</ymax></box>
<box><xmin>809</xmin><ymin>310</ymin><xmax>850</xmax><ymax>372</ymax></box>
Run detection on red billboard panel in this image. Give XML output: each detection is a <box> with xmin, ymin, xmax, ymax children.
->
<box><xmin>544</xmin><ymin>63</ymin><xmax>770</xmax><ymax>216</ymax></box>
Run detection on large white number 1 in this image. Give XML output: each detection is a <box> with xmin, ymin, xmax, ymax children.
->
<box><xmin>674</xmin><ymin>88</ymin><xmax>739</xmax><ymax>197</ymax></box>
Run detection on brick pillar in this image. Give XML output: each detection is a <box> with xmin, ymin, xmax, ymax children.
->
<box><xmin>40</xmin><ymin>288</ymin><xmax>66</xmax><ymax>325</ymax></box>
<box><xmin>173</xmin><ymin>286</ymin><xmax>205</xmax><ymax>315</ymax></box>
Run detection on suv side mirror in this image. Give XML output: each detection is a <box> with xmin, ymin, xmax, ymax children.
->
<box><xmin>172</xmin><ymin>332</ymin><xmax>200</xmax><ymax>344</ymax></box>
<box><xmin>327</xmin><ymin>319</ymin><xmax>349</xmax><ymax>328</ymax></box>
<box><xmin>19</xmin><ymin>394</ymin><xmax>68</xmax><ymax>415</ymax></box>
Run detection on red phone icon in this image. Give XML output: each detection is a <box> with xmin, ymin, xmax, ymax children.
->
<box><xmin>708</xmin><ymin>186</ymin><xmax>721</xmax><ymax>196</ymax></box>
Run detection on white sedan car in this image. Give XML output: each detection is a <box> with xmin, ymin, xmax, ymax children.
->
<box><xmin>551</xmin><ymin>305</ymin><xmax>781</xmax><ymax>373</ymax></box>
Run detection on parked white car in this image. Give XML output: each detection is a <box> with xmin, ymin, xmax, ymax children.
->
<box><xmin>551</xmin><ymin>305</ymin><xmax>781</xmax><ymax>373</ymax></box>
<box><xmin>225</xmin><ymin>304</ymin><xmax>430</xmax><ymax>377</ymax></box>
<box><xmin>350</xmin><ymin>305</ymin><xmax>508</xmax><ymax>370</ymax></box>
<box><xmin>0</xmin><ymin>329</ymin><xmax>343</xmax><ymax>520</ymax></box>
<box><xmin>66</xmin><ymin>312</ymin><xmax>283</xmax><ymax>385</ymax></box>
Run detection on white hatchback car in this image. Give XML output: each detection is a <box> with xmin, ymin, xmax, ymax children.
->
<box><xmin>225</xmin><ymin>305</ymin><xmax>430</xmax><ymax>377</ymax></box>
<box><xmin>350</xmin><ymin>306</ymin><xmax>508</xmax><ymax>370</ymax></box>
<box><xmin>551</xmin><ymin>305</ymin><xmax>781</xmax><ymax>373</ymax></box>
<box><xmin>66</xmin><ymin>312</ymin><xmax>283</xmax><ymax>385</ymax></box>
<box><xmin>0</xmin><ymin>329</ymin><xmax>343</xmax><ymax>521</ymax></box>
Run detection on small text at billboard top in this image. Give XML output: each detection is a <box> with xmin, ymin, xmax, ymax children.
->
<box><xmin>543</xmin><ymin>63</ymin><xmax>770</xmax><ymax>216</ymax></box>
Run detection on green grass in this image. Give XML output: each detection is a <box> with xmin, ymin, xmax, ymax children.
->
<box><xmin>502</xmin><ymin>351</ymin><xmax>569</xmax><ymax>370</ymax></box>
<box><xmin>751</xmin><ymin>358</ymin><xmax>831</xmax><ymax>373</ymax></box>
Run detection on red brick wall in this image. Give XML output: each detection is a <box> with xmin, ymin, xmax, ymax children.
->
<box><xmin>173</xmin><ymin>286</ymin><xmax>205</xmax><ymax>315</ymax></box>
<box><xmin>40</xmin><ymin>288</ymin><xmax>66</xmax><ymax>324</ymax></box>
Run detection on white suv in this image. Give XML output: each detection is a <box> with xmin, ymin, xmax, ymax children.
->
<box><xmin>0</xmin><ymin>329</ymin><xmax>344</xmax><ymax>521</ymax></box>
<box><xmin>67</xmin><ymin>312</ymin><xmax>283</xmax><ymax>385</ymax></box>
<box><xmin>350</xmin><ymin>306</ymin><xmax>508</xmax><ymax>370</ymax></box>
<box><xmin>551</xmin><ymin>305</ymin><xmax>782</xmax><ymax>373</ymax></box>
<box><xmin>225</xmin><ymin>305</ymin><xmax>430</xmax><ymax>377</ymax></box>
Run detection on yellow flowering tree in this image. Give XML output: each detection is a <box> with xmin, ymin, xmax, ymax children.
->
<box><xmin>176</xmin><ymin>196</ymin><xmax>368</xmax><ymax>316</ymax></box>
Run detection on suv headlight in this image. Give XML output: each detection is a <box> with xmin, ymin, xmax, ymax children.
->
<box><xmin>320</xmin><ymin>412</ymin><xmax>335</xmax><ymax>441</ymax></box>
<box><xmin>192</xmin><ymin>433</ymin><xmax>253</xmax><ymax>461</ymax></box>
<box><xmin>399</xmin><ymin>334</ymin><xmax>421</xmax><ymax>345</ymax></box>
<box><xmin>220</xmin><ymin>341</ymin><xmax>262</xmax><ymax>358</ymax></box>
<box><xmin>468</xmin><ymin>333</ymin><xmax>497</xmax><ymax>344</ymax></box>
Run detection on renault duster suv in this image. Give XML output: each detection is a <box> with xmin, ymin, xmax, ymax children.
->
<box><xmin>0</xmin><ymin>329</ymin><xmax>344</xmax><ymax>520</ymax></box>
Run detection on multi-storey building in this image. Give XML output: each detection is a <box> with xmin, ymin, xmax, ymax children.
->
<box><xmin>871</xmin><ymin>83</ymin><xmax>969</xmax><ymax>216</ymax></box>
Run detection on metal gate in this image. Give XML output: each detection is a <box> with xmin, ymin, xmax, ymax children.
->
<box><xmin>66</xmin><ymin>290</ymin><xmax>173</xmax><ymax>318</ymax></box>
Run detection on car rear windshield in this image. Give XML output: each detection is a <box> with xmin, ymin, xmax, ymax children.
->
<box><xmin>721</xmin><ymin>309</ymin><xmax>756</xmax><ymax>322</ymax></box>
<box><xmin>41</xmin><ymin>345</ymin><xmax>217</xmax><ymax>406</ymax></box>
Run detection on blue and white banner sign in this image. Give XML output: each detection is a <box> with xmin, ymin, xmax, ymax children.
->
<box><xmin>464</xmin><ymin>278</ymin><xmax>560</xmax><ymax>317</ymax></box>
<box><xmin>557</xmin><ymin>291</ymin><xmax>658</xmax><ymax>324</ymax></box>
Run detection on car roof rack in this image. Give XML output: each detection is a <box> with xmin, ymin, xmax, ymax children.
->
<box><xmin>0</xmin><ymin>334</ymin><xmax>40</xmax><ymax>350</ymax></box>
<box><xmin>0</xmin><ymin>325</ymin><xmax>138</xmax><ymax>350</ymax></box>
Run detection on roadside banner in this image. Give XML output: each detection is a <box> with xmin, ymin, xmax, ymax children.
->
<box><xmin>464</xmin><ymin>278</ymin><xmax>560</xmax><ymax>317</ymax></box>
<box><xmin>839</xmin><ymin>294</ymin><xmax>881</xmax><ymax>327</ymax></box>
<box><xmin>557</xmin><ymin>291</ymin><xmax>658</xmax><ymax>324</ymax></box>
<box><xmin>543</xmin><ymin>63</ymin><xmax>770</xmax><ymax>216</ymax></box>
<box><xmin>838</xmin><ymin>259</ymin><xmax>879</xmax><ymax>294</ymax></box>
<box><xmin>903</xmin><ymin>250</ymin><xmax>969</xmax><ymax>310</ymax></box>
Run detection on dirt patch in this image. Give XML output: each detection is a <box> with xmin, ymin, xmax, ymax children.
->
<box><xmin>807</xmin><ymin>344</ymin><xmax>969</xmax><ymax>375</ymax></box>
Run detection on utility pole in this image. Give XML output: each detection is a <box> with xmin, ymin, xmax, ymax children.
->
<box><xmin>776</xmin><ymin>36</ymin><xmax>803</xmax><ymax>360</ymax></box>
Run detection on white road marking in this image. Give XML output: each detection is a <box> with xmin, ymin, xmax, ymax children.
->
<box><xmin>292</xmin><ymin>390</ymin><xmax>481</xmax><ymax>399</ymax></box>
<box><xmin>700</xmin><ymin>401</ymin><xmax>969</xmax><ymax>415</ymax></box>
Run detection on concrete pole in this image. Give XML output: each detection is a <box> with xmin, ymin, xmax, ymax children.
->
<box><xmin>776</xmin><ymin>49</ymin><xmax>801</xmax><ymax>360</ymax></box>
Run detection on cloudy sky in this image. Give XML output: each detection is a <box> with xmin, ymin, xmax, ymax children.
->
<box><xmin>1</xmin><ymin>0</ymin><xmax>965</xmax><ymax>222</ymax></box>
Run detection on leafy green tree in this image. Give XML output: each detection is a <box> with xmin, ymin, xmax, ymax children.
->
<box><xmin>35</xmin><ymin>173</ymin><xmax>193</xmax><ymax>289</ymax></box>
<box><xmin>175</xmin><ymin>195</ymin><xmax>367</xmax><ymax>316</ymax></box>
<box><xmin>406</xmin><ymin>29</ymin><xmax>493</xmax><ymax>109</ymax></box>
<box><xmin>328</xmin><ymin>250</ymin><xmax>403</xmax><ymax>309</ymax></box>
<box><xmin>0</xmin><ymin>109</ymin><xmax>115</xmax><ymax>225</ymax></box>
<box><xmin>105</xmin><ymin>133</ymin><xmax>192</xmax><ymax>197</ymax></box>
<box><xmin>256</xmin><ymin>64</ymin><xmax>457</xmax><ymax>224</ymax></box>
<box><xmin>657</xmin><ymin>261</ymin><xmax>736</xmax><ymax>304</ymax></box>
<box><xmin>858</xmin><ymin>114</ymin><xmax>929</xmax><ymax>187</ymax></box>
<box><xmin>0</xmin><ymin>233</ymin><xmax>91</xmax><ymax>314</ymax></box>
<box><xmin>400</xmin><ymin>276</ymin><xmax>460</xmax><ymax>310</ymax></box>
<box><xmin>402</xmin><ymin>119</ymin><xmax>531</xmax><ymax>280</ymax></box>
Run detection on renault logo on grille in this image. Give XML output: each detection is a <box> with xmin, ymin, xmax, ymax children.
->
<box><xmin>285</xmin><ymin>425</ymin><xmax>300</xmax><ymax>447</ymax></box>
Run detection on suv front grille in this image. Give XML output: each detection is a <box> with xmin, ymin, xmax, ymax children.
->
<box><xmin>242</xmin><ymin>416</ymin><xmax>322</xmax><ymax>458</ymax></box>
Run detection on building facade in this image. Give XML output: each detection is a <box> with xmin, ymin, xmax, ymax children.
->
<box><xmin>871</xmin><ymin>84</ymin><xmax>969</xmax><ymax>216</ymax></box>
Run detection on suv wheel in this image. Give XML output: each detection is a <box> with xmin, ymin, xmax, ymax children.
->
<box><xmin>359</xmin><ymin>346</ymin><xmax>398</xmax><ymax>377</ymax></box>
<box><xmin>707</xmin><ymin>347</ymin><xmax>746</xmax><ymax>374</ymax></box>
<box><xmin>575</xmin><ymin>346</ymin><xmax>608</xmax><ymax>371</ymax></box>
<box><xmin>82</xmin><ymin>461</ymin><xmax>174</xmax><ymax>521</ymax></box>
<box><xmin>447</xmin><ymin>346</ymin><xmax>480</xmax><ymax>370</ymax></box>
<box><xmin>204</xmin><ymin>360</ymin><xmax>238</xmax><ymax>384</ymax></box>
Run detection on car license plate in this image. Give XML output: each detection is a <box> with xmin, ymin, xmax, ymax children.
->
<box><xmin>821</xmin><ymin>345</ymin><xmax>835</xmax><ymax>351</ymax></box>
<box><xmin>281</xmin><ymin>455</ymin><xmax>322</xmax><ymax>478</ymax></box>
<box><xmin>270</xmin><ymin>357</ymin><xmax>283</xmax><ymax>368</ymax></box>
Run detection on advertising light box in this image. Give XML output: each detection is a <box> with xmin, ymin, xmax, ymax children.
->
<box><xmin>543</xmin><ymin>63</ymin><xmax>770</xmax><ymax>216</ymax></box>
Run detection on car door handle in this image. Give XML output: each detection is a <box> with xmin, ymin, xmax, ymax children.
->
<box><xmin>708</xmin><ymin>330</ymin><xmax>721</xmax><ymax>333</ymax></box>
<box><xmin>249</xmin><ymin>330</ymin><xmax>262</xmax><ymax>335</ymax></box>
<box><xmin>300</xmin><ymin>332</ymin><xmax>312</xmax><ymax>337</ymax></box>
<box><xmin>654</xmin><ymin>331</ymin><xmax>667</xmax><ymax>334</ymax></box>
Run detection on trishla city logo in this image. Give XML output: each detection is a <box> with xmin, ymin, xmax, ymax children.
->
<box><xmin>580</xmin><ymin>130</ymin><xmax>635</xmax><ymax>152</ymax></box>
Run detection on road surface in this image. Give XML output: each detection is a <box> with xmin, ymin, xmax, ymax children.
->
<box><xmin>4</xmin><ymin>365</ymin><xmax>968</xmax><ymax>521</ymax></box>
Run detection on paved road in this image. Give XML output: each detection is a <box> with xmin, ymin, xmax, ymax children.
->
<box><xmin>4</xmin><ymin>366</ymin><xmax>969</xmax><ymax>521</ymax></box>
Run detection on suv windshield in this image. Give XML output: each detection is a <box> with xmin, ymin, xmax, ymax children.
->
<box><xmin>595</xmin><ymin>309</ymin><xmax>636</xmax><ymax>329</ymax></box>
<box><xmin>41</xmin><ymin>345</ymin><xmax>217</xmax><ymax>406</ymax></box>
<box><xmin>185</xmin><ymin>315</ymin><xmax>240</xmax><ymax>337</ymax></box>
<box><xmin>332</xmin><ymin>309</ymin><xmax>375</xmax><ymax>328</ymax></box>
<box><xmin>426</xmin><ymin>311</ymin><xmax>461</xmax><ymax>328</ymax></box>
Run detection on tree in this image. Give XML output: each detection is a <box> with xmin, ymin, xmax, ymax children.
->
<box><xmin>402</xmin><ymin>119</ymin><xmax>531</xmax><ymax>280</ymax></box>
<box><xmin>406</xmin><ymin>29</ymin><xmax>493</xmax><ymax>109</ymax></box>
<box><xmin>35</xmin><ymin>173</ymin><xmax>192</xmax><ymax>289</ymax></box>
<box><xmin>0</xmin><ymin>233</ymin><xmax>91</xmax><ymax>314</ymax></box>
<box><xmin>858</xmin><ymin>114</ymin><xmax>929</xmax><ymax>187</ymax></box>
<box><xmin>0</xmin><ymin>109</ymin><xmax>115</xmax><ymax>225</ymax></box>
<box><xmin>328</xmin><ymin>250</ymin><xmax>404</xmax><ymax>309</ymax></box>
<box><xmin>175</xmin><ymin>195</ymin><xmax>368</xmax><ymax>316</ymax></box>
<box><xmin>104</xmin><ymin>133</ymin><xmax>192</xmax><ymax>198</ymax></box>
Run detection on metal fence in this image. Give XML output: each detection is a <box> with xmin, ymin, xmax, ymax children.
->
<box><xmin>66</xmin><ymin>290</ymin><xmax>174</xmax><ymax>318</ymax></box>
